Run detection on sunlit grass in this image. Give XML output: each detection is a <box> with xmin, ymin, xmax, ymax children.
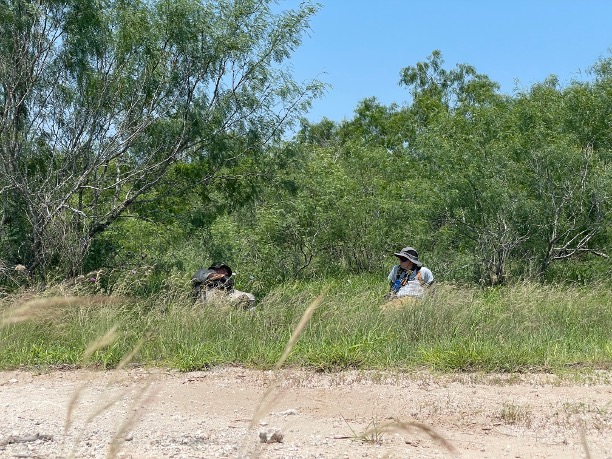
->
<box><xmin>0</xmin><ymin>276</ymin><xmax>609</xmax><ymax>458</ymax></box>
<box><xmin>1</xmin><ymin>276</ymin><xmax>610</xmax><ymax>372</ymax></box>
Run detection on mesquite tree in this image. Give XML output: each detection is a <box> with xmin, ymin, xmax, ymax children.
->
<box><xmin>0</xmin><ymin>0</ymin><xmax>322</xmax><ymax>279</ymax></box>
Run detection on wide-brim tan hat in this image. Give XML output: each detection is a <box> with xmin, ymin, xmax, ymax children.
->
<box><xmin>393</xmin><ymin>246</ymin><xmax>422</xmax><ymax>267</ymax></box>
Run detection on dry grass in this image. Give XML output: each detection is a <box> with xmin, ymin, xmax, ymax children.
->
<box><xmin>1</xmin><ymin>296</ymin><xmax>116</xmax><ymax>325</ymax></box>
<box><xmin>0</xmin><ymin>287</ymin><xmax>506</xmax><ymax>458</ymax></box>
<box><xmin>2</xmin><ymin>283</ymin><xmax>605</xmax><ymax>458</ymax></box>
<box><xmin>57</xmin><ymin>322</ymin><xmax>158</xmax><ymax>458</ymax></box>
<box><xmin>374</xmin><ymin>419</ymin><xmax>459</xmax><ymax>456</ymax></box>
<box><xmin>241</xmin><ymin>288</ymin><xmax>459</xmax><ymax>458</ymax></box>
<box><xmin>249</xmin><ymin>288</ymin><xmax>327</xmax><ymax>426</ymax></box>
<box><xmin>106</xmin><ymin>382</ymin><xmax>158</xmax><ymax>459</ymax></box>
<box><xmin>498</xmin><ymin>402</ymin><xmax>533</xmax><ymax>427</ymax></box>
<box><xmin>340</xmin><ymin>413</ymin><xmax>459</xmax><ymax>456</ymax></box>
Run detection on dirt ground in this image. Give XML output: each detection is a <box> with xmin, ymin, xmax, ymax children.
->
<box><xmin>0</xmin><ymin>367</ymin><xmax>611</xmax><ymax>459</ymax></box>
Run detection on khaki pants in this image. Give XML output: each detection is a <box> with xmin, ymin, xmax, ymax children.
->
<box><xmin>380</xmin><ymin>295</ymin><xmax>419</xmax><ymax>312</ymax></box>
<box><xmin>202</xmin><ymin>288</ymin><xmax>256</xmax><ymax>309</ymax></box>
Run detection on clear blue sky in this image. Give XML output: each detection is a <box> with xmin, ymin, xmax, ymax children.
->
<box><xmin>279</xmin><ymin>0</ymin><xmax>612</xmax><ymax>124</ymax></box>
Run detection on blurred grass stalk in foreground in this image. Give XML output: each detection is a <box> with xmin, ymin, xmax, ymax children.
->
<box><xmin>0</xmin><ymin>278</ymin><xmax>610</xmax><ymax>372</ymax></box>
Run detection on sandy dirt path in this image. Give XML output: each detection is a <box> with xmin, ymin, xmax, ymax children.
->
<box><xmin>0</xmin><ymin>367</ymin><xmax>610</xmax><ymax>458</ymax></box>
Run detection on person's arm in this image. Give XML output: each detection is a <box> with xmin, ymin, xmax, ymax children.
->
<box><xmin>385</xmin><ymin>266</ymin><xmax>399</xmax><ymax>298</ymax></box>
<box><xmin>421</xmin><ymin>268</ymin><xmax>434</xmax><ymax>286</ymax></box>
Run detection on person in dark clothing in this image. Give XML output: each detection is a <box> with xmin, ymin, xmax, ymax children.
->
<box><xmin>191</xmin><ymin>263</ymin><xmax>255</xmax><ymax>309</ymax></box>
<box><xmin>191</xmin><ymin>263</ymin><xmax>234</xmax><ymax>300</ymax></box>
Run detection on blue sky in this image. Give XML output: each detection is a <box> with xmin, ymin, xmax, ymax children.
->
<box><xmin>280</xmin><ymin>1</ymin><xmax>612</xmax><ymax>124</ymax></box>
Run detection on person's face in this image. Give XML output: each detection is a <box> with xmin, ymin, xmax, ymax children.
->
<box><xmin>398</xmin><ymin>256</ymin><xmax>414</xmax><ymax>269</ymax></box>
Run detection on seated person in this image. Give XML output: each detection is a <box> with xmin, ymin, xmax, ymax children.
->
<box><xmin>386</xmin><ymin>246</ymin><xmax>434</xmax><ymax>299</ymax></box>
<box><xmin>191</xmin><ymin>263</ymin><xmax>256</xmax><ymax>309</ymax></box>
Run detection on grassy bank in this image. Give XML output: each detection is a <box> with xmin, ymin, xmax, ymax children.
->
<box><xmin>1</xmin><ymin>276</ymin><xmax>610</xmax><ymax>372</ymax></box>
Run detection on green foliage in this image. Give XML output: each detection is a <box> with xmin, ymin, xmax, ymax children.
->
<box><xmin>0</xmin><ymin>0</ymin><xmax>323</xmax><ymax>282</ymax></box>
<box><xmin>395</xmin><ymin>51</ymin><xmax>610</xmax><ymax>283</ymax></box>
<box><xmin>183</xmin><ymin>50</ymin><xmax>609</xmax><ymax>288</ymax></box>
<box><xmin>2</xmin><ymin>23</ymin><xmax>610</xmax><ymax>293</ymax></box>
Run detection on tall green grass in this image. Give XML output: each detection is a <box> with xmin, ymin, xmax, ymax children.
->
<box><xmin>1</xmin><ymin>275</ymin><xmax>610</xmax><ymax>372</ymax></box>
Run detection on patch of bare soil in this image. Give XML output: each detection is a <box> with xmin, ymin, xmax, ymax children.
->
<box><xmin>0</xmin><ymin>367</ymin><xmax>611</xmax><ymax>459</ymax></box>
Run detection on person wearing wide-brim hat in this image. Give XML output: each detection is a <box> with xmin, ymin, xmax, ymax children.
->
<box><xmin>191</xmin><ymin>263</ymin><xmax>256</xmax><ymax>309</ymax></box>
<box><xmin>386</xmin><ymin>246</ymin><xmax>434</xmax><ymax>299</ymax></box>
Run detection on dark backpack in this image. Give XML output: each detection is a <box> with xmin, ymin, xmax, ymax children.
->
<box><xmin>191</xmin><ymin>266</ymin><xmax>235</xmax><ymax>296</ymax></box>
<box><xmin>192</xmin><ymin>268</ymin><xmax>216</xmax><ymax>286</ymax></box>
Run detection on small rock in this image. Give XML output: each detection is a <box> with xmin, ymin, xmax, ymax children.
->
<box><xmin>259</xmin><ymin>428</ymin><xmax>283</xmax><ymax>443</ymax></box>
